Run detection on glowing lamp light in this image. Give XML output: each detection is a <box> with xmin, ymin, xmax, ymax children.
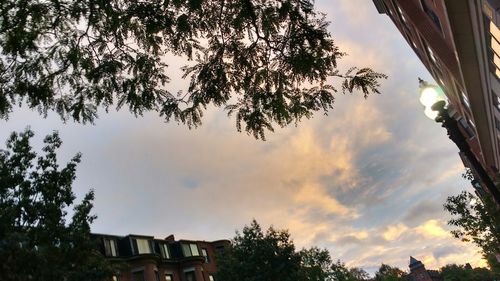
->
<box><xmin>419</xmin><ymin>87</ymin><xmax>444</xmax><ymax>107</ymax></box>
<box><xmin>418</xmin><ymin>79</ymin><xmax>448</xmax><ymax>120</ymax></box>
<box><xmin>423</xmin><ymin>106</ymin><xmax>439</xmax><ymax>120</ymax></box>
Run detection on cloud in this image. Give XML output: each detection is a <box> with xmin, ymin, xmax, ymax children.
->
<box><xmin>293</xmin><ymin>182</ymin><xmax>357</xmax><ymax>217</ymax></box>
<box><xmin>0</xmin><ymin>0</ymin><xmax>487</xmax><ymax>275</ymax></box>
<box><xmin>383</xmin><ymin>224</ymin><xmax>409</xmax><ymax>241</ymax></box>
<box><xmin>320</xmin><ymin>0</ymin><xmax>381</xmax><ymax>28</ymax></box>
<box><xmin>433</xmin><ymin>245</ymin><xmax>462</xmax><ymax>259</ymax></box>
<box><xmin>402</xmin><ymin>200</ymin><xmax>446</xmax><ymax>227</ymax></box>
<box><xmin>415</xmin><ymin>220</ymin><xmax>451</xmax><ymax>239</ymax></box>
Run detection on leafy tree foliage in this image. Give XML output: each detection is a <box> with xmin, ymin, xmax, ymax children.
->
<box><xmin>216</xmin><ymin>220</ymin><xmax>369</xmax><ymax>281</ymax></box>
<box><xmin>0</xmin><ymin>0</ymin><xmax>386</xmax><ymax>139</ymax></box>
<box><xmin>347</xmin><ymin>266</ymin><xmax>370</xmax><ymax>280</ymax></box>
<box><xmin>0</xmin><ymin>129</ymin><xmax>112</xmax><ymax>281</ymax></box>
<box><xmin>444</xmin><ymin>189</ymin><xmax>500</xmax><ymax>271</ymax></box>
<box><xmin>374</xmin><ymin>264</ymin><xmax>407</xmax><ymax>281</ymax></box>
<box><xmin>300</xmin><ymin>247</ymin><xmax>335</xmax><ymax>281</ymax></box>
<box><xmin>216</xmin><ymin>220</ymin><xmax>302</xmax><ymax>281</ymax></box>
<box><xmin>440</xmin><ymin>264</ymin><xmax>497</xmax><ymax>281</ymax></box>
<box><xmin>331</xmin><ymin>260</ymin><xmax>369</xmax><ymax>281</ymax></box>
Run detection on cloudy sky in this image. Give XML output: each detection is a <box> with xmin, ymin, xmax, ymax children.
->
<box><xmin>0</xmin><ymin>0</ymin><xmax>486</xmax><ymax>275</ymax></box>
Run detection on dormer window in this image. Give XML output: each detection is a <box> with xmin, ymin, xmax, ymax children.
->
<box><xmin>159</xmin><ymin>243</ymin><xmax>170</xmax><ymax>259</ymax></box>
<box><xmin>182</xmin><ymin>243</ymin><xmax>200</xmax><ymax>257</ymax></box>
<box><xmin>201</xmin><ymin>248</ymin><xmax>209</xmax><ymax>263</ymax></box>
<box><xmin>135</xmin><ymin>238</ymin><xmax>151</xmax><ymax>254</ymax></box>
<box><xmin>104</xmin><ymin>238</ymin><xmax>118</xmax><ymax>257</ymax></box>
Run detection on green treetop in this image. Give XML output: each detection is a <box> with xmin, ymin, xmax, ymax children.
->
<box><xmin>0</xmin><ymin>0</ymin><xmax>386</xmax><ymax>139</ymax></box>
<box><xmin>374</xmin><ymin>264</ymin><xmax>407</xmax><ymax>281</ymax></box>
<box><xmin>216</xmin><ymin>219</ymin><xmax>370</xmax><ymax>281</ymax></box>
<box><xmin>0</xmin><ymin>129</ymin><xmax>113</xmax><ymax>281</ymax></box>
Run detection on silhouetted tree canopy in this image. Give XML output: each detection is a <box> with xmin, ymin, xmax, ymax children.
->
<box><xmin>331</xmin><ymin>260</ymin><xmax>369</xmax><ymax>281</ymax></box>
<box><xmin>300</xmin><ymin>247</ymin><xmax>335</xmax><ymax>281</ymax></box>
<box><xmin>0</xmin><ymin>129</ymin><xmax>113</xmax><ymax>281</ymax></box>
<box><xmin>216</xmin><ymin>220</ymin><xmax>370</xmax><ymax>281</ymax></box>
<box><xmin>440</xmin><ymin>263</ymin><xmax>497</xmax><ymax>281</ymax></box>
<box><xmin>0</xmin><ymin>0</ymin><xmax>386</xmax><ymax>139</ymax></box>
<box><xmin>216</xmin><ymin>220</ymin><xmax>303</xmax><ymax>281</ymax></box>
<box><xmin>444</xmin><ymin>188</ymin><xmax>500</xmax><ymax>272</ymax></box>
<box><xmin>374</xmin><ymin>264</ymin><xmax>407</xmax><ymax>281</ymax></box>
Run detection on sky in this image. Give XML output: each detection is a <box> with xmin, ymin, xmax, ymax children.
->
<box><xmin>0</xmin><ymin>0</ymin><xmax>487</xmax><ymax>275</ymax></box>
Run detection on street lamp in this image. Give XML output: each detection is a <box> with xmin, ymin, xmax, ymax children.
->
<box><xmin>417</xmin><ymin>78</ymin><xmax>500</xmax><ymax>204</ymax></box>
<box><xmin>418</xmin><ymin>79</ymin><xmax>447</xmax><ymax>120</ymax></box>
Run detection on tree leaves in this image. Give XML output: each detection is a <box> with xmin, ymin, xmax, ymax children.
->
<box><xmin>216</xmin><ymin>220</ymin><xmax>371</xmax><ymax>281</ymax></box>
<box><xmin>440</xmin><ymin>264</ymin><xmax>498</xmax><ymax>281</ymax></box>
<box><xmin>0</xmin><ymin>0</ymin><xmax>387</xmax><ymax>139</ymax></box>
<box><xmin>0</xmin><ymin>129</ymin><xmax>113</xmax><ymax>281</ymax></box>
<box><xmin>374</xmin><ymin>264</ymin><xmax>407</xmax><ymax>281</ymax></box>
<box><xmin>444</xmin><ymin>188</ymin><xmax>500</xmax><ymax>271</ymax></box>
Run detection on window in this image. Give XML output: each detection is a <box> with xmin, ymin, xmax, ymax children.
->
<box><xmin>215</xmin><ymin>246</ymin><xmax>225</xmax><ymax>256</ymax></box>
<box><xmin>190</xmin><ymin>244</ymin><xmax>199</xmax><ymax>256</ymax></box>
<box><xmin>182</xmin><ymin>243</ymin><xmax>200</xmax><ymax>257</ymax></box>
<box><xmin>410</xmin><ymin>38</ymin><xmax>418</xmax><ymax>50</ymax></box>
<box><xmin>391</xmin><ymin>0</ymin><xmax>413</xmax><ymax>36</ymax></box>
<box><xmin>396</xmin><ymin>5</ymin><xmax>407</xmax><ymax>24</ymax></box>
<box><xmin>468</xmin><ymin>118</ymin><xmax>476</xmax><ymax>128</ymax></box>
<box><xmin>185</xmin><ymin>271</ymin><xmax>196</xmax><ymax>281</ymax></box>
<box><xmin>438</xmin><ymin>78</ymin><xmax>446</xmax><ymax>89</ymax></box>
<box><xmin>494</xmin><ymin>52</ymin><xmax>500</xmax><ymax>70</ymax></box>
<box><xmin>421</xmin><ymin>39</ymin><xmax>441</xmax><ymax>72</ymax></box>
<box><xmin>491</xmin><ymin>32</ymin><xmax>500</xmax><ymax>55</ymax></box>
<box><xmin>472</xmin><ymin>179</ymin><xmax>486</xmax><ymax>197</ymax></box>
<box><xmin>209</xmin><ymin>275</ymin><xmax>215</xmax><ymax>281</ymax></box>
<box><xmin>462</xmin><ymin>92</ymin><xmax>471</xmax><ymax>108</ymax></box>
<box><xmin>160</xmin><ymin>243</ymin><xmax>170</xmax><ymax>259</ymax></box>
<box><xmin>427</xmin><ymin>45</ymin><xmax>437</xmax><ymax>64</ymax></box>
<box><xmin>132</xmin><ymin>271</ymin><xmax>145</xmax><ymax>281</ymax></box>
<box><xmin>459</xmin><ymin>118</ymin><xmax>475</xmax><ymax>138</ymax></box>
<box><xmin>104</xmin><ymin>238</ymin><xmax>118</xmax><ymax>257</ymax></box>
<box><xmin>136</xmin><ymin>239</ymin><xmax>151</xmax><ymax>254</ymax></box>
<box><xmin>484</xmin><ymin>1</ymin><xmax>494</xmax><ymax>19</ymax></box>
<box><xmin>165</xmin><ymin>274</ymin><xmax>173</xmax><ymax>281</ymax></box>
<box><xmin>201</xmin><ymin>248</ymin><xmax>209</xmax><ymax>263</ymax></box>
<box><xmin>488</xmin><ymin>20</ymin><xmax>500</xmax><ymax>79</ymax></box>
<box><xmin>491</xmin><ymin>21</ymin><xmax>500</xmax><ymax>42</ymax></box>
<box><xmin>420</xmin><ymin>0</ymin><xmax>443</xmax><ymax>33</ymax></box>
<box><xmin>494</xmin><ymin>92</ymin><xmax>500</xmax><ymax>111</ymax></box>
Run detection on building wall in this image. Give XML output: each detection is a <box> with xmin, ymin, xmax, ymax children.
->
<box><xmin>94</xmin><ymin>233</ymin><xmax>230</xmax><ymax>281</ymax></box>
<box><xmin>409</xmin><ymin>256</ymin><xmax>442</xmax><ymax>281</ymax></box>
<box><xmin>373</xmin><ymin>0</ymin><xmax>500</xmax><ymax>197</ymax></box>
<box><xmin>410</xmin><ymin>267</ymin><xmax>434</xmax><ymax>281</ymax></box>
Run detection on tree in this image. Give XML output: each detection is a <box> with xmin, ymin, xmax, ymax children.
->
<box><xmin>440</xmin><ymin>263</ymin><xmax>496</xmax><ymax>281</ymax></box>
<box><xmin>216</xmin><ymin>220</ymin><xmax>369</xmax><ymax>281</ymax></box>
<box><xmin>374</xmin><ymin>264</ymin><xmax>407</xmax><ymax>281</ymax></box>
<box><xmin>216</xmin><ymin>220</ymin><xmax>302</xmax><ymax>281</ymax></box>
<box><xmin>300</xmin><ymin>247</ymin><xmax>335</xmax><ymax>281</ymax></box>
<box><xmin>348</xmin><ymin>267</ymin><xmax>370</xmax><ymax>281</ymax></box>
<box><xmin>444</xmin><ymin>189</ymin><xmax>500</xmax><ymax>272</ymax></box>
<box><xmin>331</xmin><ymin>260</ymin><xmax>369</xmax><ymax>281</ymax></box>
<box><xmin>0</xmin><ymin>129</ymin><xmax>112</xmax><ymax>281</ymax></box>
<box><xmin>0</xmin><ymin>0</ymin><xmax>386</xmax><ymax>139</ymax></box>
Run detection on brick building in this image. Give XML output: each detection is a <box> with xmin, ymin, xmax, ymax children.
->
<box><xmin>408</xmin><ymin>256</ymin><xmax>442</xmax><ymax>281</ymax></box>
<box><xmin>371</xmin><ymin>0</ymin><xmax>500</xmax><ymax>200</ymax></box>
<box><xmin>93</xmin><ymin>233</ymin><xmax>230</xmax><ymax>281</ymax></box>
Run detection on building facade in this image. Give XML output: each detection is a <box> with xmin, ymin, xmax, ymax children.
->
<box><xmin>93</xmin><ymin>233</ymin><xmax>230</xmax><ymax>281</ymax></box>
<box><xmin>408</xmin><ymin>256</ymin><xmax>442</xmax><ymax>281</ymax></box>
<box><xmin>372</xmin><ymin>0</ymin><xmax>500</xmax><ymax>199</ymax></box>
